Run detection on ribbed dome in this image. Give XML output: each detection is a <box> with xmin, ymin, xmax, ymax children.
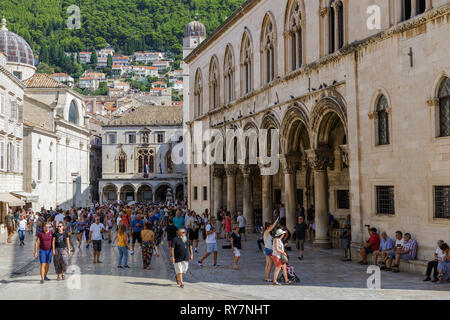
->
<box><xmin>0</xmin><ymin>18</ymin><xmax>34</xmax><ymax>66</ymax></box>
<box><xmin>184</xmin><ymin>19</ymin><xmax>206</xmax><ymax>38</ymax></box>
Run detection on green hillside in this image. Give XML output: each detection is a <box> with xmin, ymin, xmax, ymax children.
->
<box><xmin>1</xmin><ymin>0</ymin><xmax>243</xmax><ymax>56</ymax></box>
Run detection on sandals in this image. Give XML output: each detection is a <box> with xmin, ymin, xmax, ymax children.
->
<box><xmin>264</xmin><ymin>279</ymin><xmax>272</xmax><ymax>283</ymax></box>
<box><xmin>62</xmin><ymin>275</ymin><xmax>66</xmax><ymax>280</ymax></box>
<box><xmin>273</xmin><ymin>282</ymin><xmax>281</xmax><ymax>286</ymax></box>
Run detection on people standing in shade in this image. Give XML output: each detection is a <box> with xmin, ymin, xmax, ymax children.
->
<box><xmin>165</xmin><ymin>219</ymin><xmax>178</xmax><ymax>248</ymax></box>
<box><xmin>272</xmin><ymin>229</ymin><xmax>292</xmax><ymax>285</ymax></box>
<box><xmin>5</xmin><ymin>209</ymin><xmax>15</xmax><ymax>243</ymax></box>
<box><xmin>171</xmin><ymin>229</ymin><xmax>193</xmax><ymax>289</ymax></box>
<box><xmin>88</xmin><ymin>216</ymin><xmax>105</xmax><ymax>264</ymax></box>
<box><xmin>52</xmin><ymin>222</ymin><xmax>71</xmax><ymax>281</ymax></box>
<box><xmin>230</xmin><ymin>225</ymin><xmax>242</xmax><ymax>270</ymax></box>
<box><xmin>216</xmin><ymin>208</ymin><xmax>224</xmax><ymax>239</ymax></box>
<box><xmin>236</xmin><ymin>212</ymin><xmax>247</xmax><ymax>242</ymax></box>
<box><xmin>173</xmin><ymin>209</ymin><xmax>184</xmax><ymax>230</ymax></box>
<box><xmin>17</xmin><ymin>215</ymin><xmax>27</xmax><ymax>246</ymax></box>
<box><xmin>224</xmin><ymin>212</ymin><xmax>232</xmax><ymax>241</ymax></box>
<box><xmin>34</xmin><ymin>223</ymin><xmax>53</xmax><ymax>284</ymax></box>
<box><xmin>141</xmin><ymin>223</ymin><xmax>155</xmax><ymax>270</ymax></box>
<box><xmin>130</xmin><ymin>214</ymin><xmax>144</xmax><ymax>255</ymax></box>
<box><xmin>263</xmin><ymin>218</ymin><xmax>279</xmax><ymax>282</ymax></box>
<box><xmin>293</xmin><ymin>216</ymin><xmax>307</xmax><ymax>260</ymax></box>
<box><xmin>188</xmin><ymin>211</ymin><xmax>200</xmax><ymax>253</ymax></box>
<box><xmin>153</xmin><ymin>220</ymin><xmax>164</xmax><ymax>257</ymax></box>
<box><xmin>114</xmin><ymin>224</ymin><xmax>130</xmax><ymax>268</ymax></box>
<box><xmin>306</xmin><ymin>205</ymin><xmax>315</xmax><ymax>241</ymax></box>
<box><xmin>74</xmin><ymin>216</ymin><xmax>86</xmax><ymax>249</ymax></box>
<box><xmin>198</xmin><ymin>217</ymin><xmax>219</xmax><ymax>267</ymax></box>
<box><xmin>297</xmin><ymin>204</ymin><xmax>305</xmax><ymax>219</ymax></box>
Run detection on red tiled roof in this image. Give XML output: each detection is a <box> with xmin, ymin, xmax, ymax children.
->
<box><xmin>24</xmin><ymin>73</ymin><xmax>67</xmax><ymax>88</ymax></box>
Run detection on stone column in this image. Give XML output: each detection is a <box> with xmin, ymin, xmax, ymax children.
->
<box><xmin>134</xmin><ymin>190</ymin><xmax>138</xmax><ymax>202</ymax></box>
<box><xmin>117</xmin><ymin>191</ymin><xmax>121</xmax><ymax>202</ymax></box>
<box><xmin>425</xmin><ymin>0</ymin><xmax>432</xmax><ymax>11</ymax></box>
<box><xmin>225</xmin><ymin>165</ymin><xmax>238</xmax><ymax>215</ymax></box>
<box><xmin>281</xmin><ymin>154</ymin><xmax>299</xmax><ymax>233</ymax></box>
<box><xmin>259</xmin><ymin>165</ymin><xmax>273</xmax><ymax>224</ymax></box>
<box><xmin>306</xmin><ymin>148</ymin><xmax>333</xmax><ymax>249</ymax></box>
<box><xmin>213</xmin><ymin>165</ymin><xmax>225</xmax><ymax>218</ymax></box>
<box><xmin>240</xmin><ymin>165</ymin><xmax>254</xmax><ymax>232</ymax></box>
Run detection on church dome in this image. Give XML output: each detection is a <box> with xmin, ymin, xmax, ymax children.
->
<box><xmin>0</xmin><ymin>18</ymin><xmax>34</xmax><ymax>67</ymax></box>
<box><xmin>184</xmin><ymin>19</ymin><xmax>206</xmax><ymax>38</ymax></box>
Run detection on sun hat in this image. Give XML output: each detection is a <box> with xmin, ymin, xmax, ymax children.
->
<box><xmin>274</xmin><ymin>229</ymin><xmax>286</xmax><ymax>238</ymax></box>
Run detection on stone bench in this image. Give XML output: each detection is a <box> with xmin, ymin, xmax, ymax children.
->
<box><xmin>361</xmin><ymin>251</ymin><xmax>428</xmax><ymax>275</ymax></box>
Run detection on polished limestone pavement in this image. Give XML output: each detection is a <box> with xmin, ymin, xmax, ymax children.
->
<box><xmin>0</xmin><ymin>231</ymin><xmax>449</xmax><ymax>300</ymax></box>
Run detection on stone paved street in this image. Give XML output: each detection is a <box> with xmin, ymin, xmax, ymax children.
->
<box><xmin>0</xmin><ymin>232</ymin><xmax>449</xmax><ymax>300</ymax></box>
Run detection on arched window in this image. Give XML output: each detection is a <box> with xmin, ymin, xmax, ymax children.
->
<box><xmin>285</xmin><ymin>0</ymin><xmax>304</xmax><ymax>72</ymax></box>
<box><xmin>194</xmin><ymin>69</ymin><xmax>203</xmax><ymax>117</ymax></box>
<box><xmin>137</xmin><ymin>149</ymin><xmax>154</xmax><ymax>174</ymax></box>
<box><xmin>117</xmin><ymin>150</ymin><xmax>127</xmax><ymax>173</ymax></box>
<box><xmin>438</xmin><ymin>77</ymin><xmax>450</xmax><ymax>137</ymax></box>
<box><xmin>209</xmin><ymin>57</ymin><xmax>220</xmax><ymax>109</ymax></box>
<box><xmin>68</xmin><ymin>100</ymin><xmax>79</xmax><ymax>124</ymax></box>
<box><xmin>376</xmin><ymin>95</ymin><xmax>390</xmax><ymax>145</ymax></box>
<box><xmin>224</xmin><ymin>46</ymin><xmax>234</xmax><ymax>103</ymax></box>
<box><xmin>261</xmin><ymin>14</ymin><xmax>276</xmax><ymax>84</ymax></box>
<box><xmin>240</xmin><ymin>31</ymin><xmax>253</xmax><ymax>95</ymax></box>
<box><xmin>328</xmin><ymin>1</ymin><xmax>344</xmax><ymax>54</ymax></box>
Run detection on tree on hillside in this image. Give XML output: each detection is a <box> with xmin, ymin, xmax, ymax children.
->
<box><xmin>90</xmin><ymin>49</ymin><xmax>98</xmax><ymax>69</ymax></box>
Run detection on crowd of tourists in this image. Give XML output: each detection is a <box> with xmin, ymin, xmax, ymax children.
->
<box><xmin>4</xmin><ymin>201</ymin><xmax>449</xmax><ymax>287</ymax></box>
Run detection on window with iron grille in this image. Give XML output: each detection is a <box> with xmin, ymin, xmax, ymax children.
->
<box><xmin>337</xmin><ymin>190</ymin><xmax>350</xmax><ymax>209</ymax></box>
<box><xmin>376</xmin><ymin>186</ymin><xmax>395</xmax><ymax>215</ymax></box>
<box><xmin>434</xmin><ymin>186</ymin><xmax>450</xmax><ymax>219</ymax></box>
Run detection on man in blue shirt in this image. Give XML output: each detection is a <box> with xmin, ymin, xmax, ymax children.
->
<box><xmin>173</xmin><ymin>209</ymin><xmax>184</xmax><ymax>230</ymax></box>
<box><xmin>373</xmin><ymin>231</ymin><xmax>394</xmax><ymax>267</ymax></box>
<box><xmin>130</xmin><ymin>214</ymin><xmax>144</xmax><ymax>255</ymax></box>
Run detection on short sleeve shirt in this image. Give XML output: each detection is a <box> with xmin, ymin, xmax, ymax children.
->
<box><xmin>171</xmin><ymin>237</ymin><xmax>191</xmax><ymax>263</ymax></box>
<box><xmin>205</xmin><ymin>224</ymin><xmax>216</xmax><ymax>244</ymax></box>
<box><xmin>89</xmin><ymin>223</ymin><xmax>105</xmax><ymax>241</ymax></box>
<box><xmin>368</xmin><ymin>233</ymin><xmax>380</xmax><ymax>251</ymax></box>
<box><xmin>237</xmin><ymin>216</ymin><xmax>246</xmax><ymax>228</ymax></box>
<box><xmin>380</xmin><ymin>237</ymin><xmax>394</xmax><ymax>251</ymax></box>
<box><xmin>53</xmin><ymin>232</ymin><xmax>69</xmax><ymax>248</ymax></box>
<box><xmin>231</xmin><ymin>232</ymin><xmax>242</xmax><ymax>249</ymax></box>
<box><xmin>38</xmin><ymin>231</ymin><xmax>53</xmax><ymax>251</ymax></box>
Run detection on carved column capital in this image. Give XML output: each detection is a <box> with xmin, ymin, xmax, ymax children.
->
<box><xmin>306</xmin><ymin>148</ymin><xmax>334</xmax><ymax>171</ymax></box>
<box><xmin>280</xmin><ymin>153</ymin><xmax>301</xmax><ymax>175</ymax></box>
<box><xmin>225</xmin><ymin>164</ymin><xmax>238</xmax><ymax>177</ymax></box>
<box><xmin>212</xmin><ymin>165</ymin><xmax>225</xmax><ymax>178</ymax></box>
<box><xmin>240</xmin><ymin>164</ymin><xmax>256</xmax><ymax>177</ymax></box>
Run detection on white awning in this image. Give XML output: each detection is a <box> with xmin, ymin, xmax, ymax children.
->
<box><xmin>0</xmin><ymin>193</ymin><xmax>26</xmax><ymax>206</ymax></box>
<box><xmin>10</xmin><ymin>191</ymin><xmax>39</xmax><ymax>203</ymax></box>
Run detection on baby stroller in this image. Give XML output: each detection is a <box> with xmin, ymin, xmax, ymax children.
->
<box><xmin>277</xmin><ymin>264</ymin><xmax>300</xmax><ymax>283</ymax></box>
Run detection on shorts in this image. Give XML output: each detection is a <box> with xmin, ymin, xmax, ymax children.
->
<box><xmin>189</xmin><ymin>229</ymin><xmax>199</xmax><ymax>241</ymax></box>
<box><xmin>174</xmin><ymin>261</ymin><xmax>189</xmax><ymax>274</ymax></box>
<box><xmin>206</xmin><ymin>242</ymin><xmax>218</xmax><ymax>253</ymax></box>
<box><xmin>132</xmin><ymin>232</ymin><xmax>142</xmax><ymax>244</ymax></box>
<box><xmin>388</xmin><ymin>250</ymin><xmax>396</xmax><ymax>259</ymax></box>
<box><xmin>39</xmin><ymin>249</ymin><xmax>53</xmax><ymax>264</ymax></box>
<box><xmin>271</xmin><ymin>255</ymin><xmax>285</xmax><ymax>268</ymax></box>
<box><xmin>239</xmin><ymin>227</ymin><xmax>245</xmax><ymax>234</ymax></box>
<box><xmin>364</xmin><ymin>247</ymin><xmax>374</xmax><ymax>254</ymax></box>
<box><xmin>296</xmin><ymin>239</ymin><xmax>305</xmax><ymax>251</ymax></box>
<box><xmin>92</xmin><ymin>240</ymin><xmax>102</xmax><ymax>252</ymax></box>
<box><xmin>264</xmin><ymin>248</ymin><xmax>273</xmax><ymax>256</ymax></box>
<box><xmin>233</xmin><ymin>247</ymin><xmax>241</xmax><ymax>257</ymax></box>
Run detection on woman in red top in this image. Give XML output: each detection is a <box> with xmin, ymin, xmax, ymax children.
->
<box><xmin>225</xmin><ymin>213</ymin><xmax>232</xmax><ymax>241</ymax></box>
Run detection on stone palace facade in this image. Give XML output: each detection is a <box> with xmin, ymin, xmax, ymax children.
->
<box><xmin>184</xmin><ymin>0</ymin><xmax>450</xmax><ymax>259</ymax></box>
<box><xmin>99</xmin><ymin>105</ymin><xmax>187</xmax><ymax>203</ymax></box>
